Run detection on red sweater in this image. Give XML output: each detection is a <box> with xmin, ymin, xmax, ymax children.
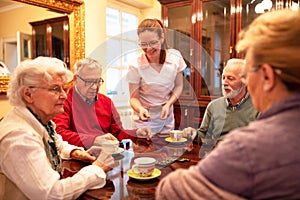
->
<box><xmin>53</xmin><ymin>87</ymin><xmax>135</xmax><ymax>149</ymax></box>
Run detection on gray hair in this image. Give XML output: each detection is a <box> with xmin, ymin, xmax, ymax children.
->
<box><xmin>8</xmin><ymin>57</ymin><xmax>73</xmax><ymax>107</ymax></box>
<box><xmin>73</xmin><ymin>58</ymin><xmax>102</xmax><ymax>75</ymax></box>
<box><xmin>236</xmin><ymin>9</ymin><xmax>300</xmax><ymax>89</ymax></box>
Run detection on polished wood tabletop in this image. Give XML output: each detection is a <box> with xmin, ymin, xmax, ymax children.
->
<box><xmin>62</xmin><ymin>135</ymin><xmax>214</xmax><ymax>200</ymax></box>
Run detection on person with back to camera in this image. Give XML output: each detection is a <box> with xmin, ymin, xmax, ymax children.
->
<box><xmin>126</xmin><ymin>18</ymin><xmax>186</xmax><ymax>134</ymax></box>
<box><xmin>183</xmin><ymin>58</ymin><xmax>259</xmax><ymax>148</ymax></box>
<box><xmin>0</xmin><ymin>57</ymin><xmax>115</xmax><ymax>199</ymax></box>
<box><xmin>156</xmin><ymin>9</ymin><xmax>300</xmax><ymax>199</ymax></box>
<box><xmin>53</xmin><ymin>58</ymin><xmax>153</xmax><ymax>150</ymax></box>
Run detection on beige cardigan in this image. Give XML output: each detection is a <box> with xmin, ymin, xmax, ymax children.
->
<box><xmin>0</xmin><ymin>107</ymin><xmax>50</xmax><ymax>200</ymax></box>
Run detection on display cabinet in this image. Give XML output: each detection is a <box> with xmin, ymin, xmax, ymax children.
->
<box><xmin>30</xmin><ymin>16</ymin><xmax>70</xmax><ymax>68</ymax></box>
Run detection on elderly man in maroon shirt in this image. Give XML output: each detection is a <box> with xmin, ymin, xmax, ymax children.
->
<box><xmin>53</xmin><ymin>58</ymin><xmax>152</xmax><ymax>149</ymax></box>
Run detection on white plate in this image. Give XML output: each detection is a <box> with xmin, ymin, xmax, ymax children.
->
<box><xmin>112</xmin><ymin>147</ymin><xmax>124</xmax><ymax>155</ymax></box>
<box><xmin>127</xmin><ymin>168</ymin><xmax>161</xmax><ymax>181</ymax></box>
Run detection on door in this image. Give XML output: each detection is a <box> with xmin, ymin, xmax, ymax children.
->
<box><xmin>3</xmin><ymin>32</ymin><xmax>32</xmax><ymax>73</ymax></box>
<box><xmin>17</xmin><ymin>31</ymin><xmax>32</xmax><ymax>64</ymax></box>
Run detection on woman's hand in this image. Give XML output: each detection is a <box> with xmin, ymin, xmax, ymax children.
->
<box><xmin>70</xmin><ymin>149</ymin><xmax>96</xmax><ymax>163</ymax></box>
<box><xmin>92</xmin><ymin>151</ymin><xmax>116</xmax><ymax>173</ymax></box>
<box><xmin>160</xmin><ymin>104</ymin><xmax>170</xmax><ymax>119</ymax></box>
<box><xmin>139</xmin><ymin>107</ymin><xmax>150</xmax><ymax>121</ymax></box>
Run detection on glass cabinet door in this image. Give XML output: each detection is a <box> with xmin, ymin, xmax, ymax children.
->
<box><xmin>51</xmin><ymin>19</ymin><xmax>69</xmax><ymax>65</ymax></box>
<box><xmin>34</xmin><ymin>25</ymin><xmax>47</xmax><ymax>57</ymax></box>
<box><xmin>165</xmin><ymin>4</ymin><xmax>195</xmax><ymax>100</ymax></box>
<box><xmin>201</xmin><ymin>0</ymin><xmax>231</xmax><ymax>97</ymax></box>
<box><xmin>30</xmin><ymin>16</ymin><xmax>69</xmax><ymax>68</ymax></box>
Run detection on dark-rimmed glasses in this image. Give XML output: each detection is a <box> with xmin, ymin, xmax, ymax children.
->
<box><xmin>29</xmin><ymin>85</ymin><xmax>69</xmax><ymax>95</ymax></box>
<box><xmin>77</xmin><ymin>75</ymin><xmax>104</xmax><ymax>87</ymax></box>
<box><xmin>138</xmin><ymin>40</ymin><xmax>159</xmax><ymax>48</ymax></box>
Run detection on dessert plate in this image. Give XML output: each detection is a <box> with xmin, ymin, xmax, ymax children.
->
<box><xmin>127</xmin><ymin>168</ymin><xmax>161</xmax><ymax>181</ymax></box>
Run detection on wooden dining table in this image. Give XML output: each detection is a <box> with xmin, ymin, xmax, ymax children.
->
<box><xmin>62</xmin><ymin>135</ymin><xmax>215</xmax><ymax>200</ymax></box>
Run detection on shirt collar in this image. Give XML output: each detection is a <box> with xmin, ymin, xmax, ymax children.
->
<box><xmin>226</xmin><ymin>92</ymin><xmax>250</xmax><ymax>111</ymax></box>
<box><xmin>74</xmin><ymin>85</ymin><xmax>97</xmax><ymax>104</ymax></box>
<box><xmin>139</xmin><ymin>50</ymin><xmax>172</xmax><ymax>69</ymax></box>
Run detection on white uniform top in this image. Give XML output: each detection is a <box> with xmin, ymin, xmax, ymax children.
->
<box><xmin>127</xmin><ymin>49</ymin><xmax>186</xmax><ymax>133</ymax></box>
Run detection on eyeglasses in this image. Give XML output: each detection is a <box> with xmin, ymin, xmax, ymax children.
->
<box><xmin>138</xmin><ymin>40</ymin><xmax>160</xmax><ymax>48</ymax></box>
<box><xmin>77</xmin><ymin>75</ymin><xmax>104</xmax><ymax>87</ymax></box>
<box><xmin>29</xmin><ymin>85</ymin><xmax>69</xmax><ymax>95</ymax></box>
<box><xmin>239</xmin><ymin>65</ymin><xmax>262</xmax><ymax>84</ymax></box>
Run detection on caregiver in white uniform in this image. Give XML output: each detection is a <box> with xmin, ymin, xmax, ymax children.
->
<box><xmin>127</xmin><ymin>18</ymin><xmax>186</xmax><ymax>134</ymax></box>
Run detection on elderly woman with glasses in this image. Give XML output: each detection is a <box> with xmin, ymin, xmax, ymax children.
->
<box><xmin>156</xmin><ymin>9</ymin><xmax>300</xmax><ymax>200</ymax></box>
<box><xmin>0</xmin><ymin>57</ymin><xmax>114</xmax><ymax>199</ymax></box>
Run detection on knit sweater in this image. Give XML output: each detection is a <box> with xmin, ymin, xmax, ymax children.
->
<box><xmin>199</xmin><ymin>96</ymin><xmax>259</xmax><ymax>139</ymax></box>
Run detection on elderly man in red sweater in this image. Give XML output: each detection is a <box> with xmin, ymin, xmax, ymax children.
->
<box><xmin>53</xmin><ymin>58</ymin><xmax>152</xmax><ymax>149</ymax></box>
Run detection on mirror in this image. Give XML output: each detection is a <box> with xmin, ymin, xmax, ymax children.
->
<box><xmin>13</xmin><ymin>0</ymin><xmax>85</xmax><ymax>68</ymax></box>
<box><xmin>0</xmin><ymin>0</ymin><xmax>84</xmax><ymax>94</ymax></box>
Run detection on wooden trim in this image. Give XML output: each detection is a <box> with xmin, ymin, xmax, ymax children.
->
<box><xmin>158</xmin><ymin>0</ymin><xmax>190</xmax><ymax>5</ymax></box>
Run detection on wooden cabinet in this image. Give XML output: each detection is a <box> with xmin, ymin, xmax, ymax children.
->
<box><xmin>30</xmin><ymin>16</ymin><xmax>70</xmax><ymax>68</ymax></box>
<box><xmin>158</xmin><ymin>0</ymin><xmax>287</xmax><ymax>129</ymax></box>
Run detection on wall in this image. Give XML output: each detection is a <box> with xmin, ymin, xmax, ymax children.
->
<box><xmin>0</xmin><ymin>95</ymin><xmax>11</xmax><ymax>118</ymax></box>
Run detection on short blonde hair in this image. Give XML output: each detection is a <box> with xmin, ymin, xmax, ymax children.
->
<box><xmin>8</xmin><ymin>57</ymin><xmax>73</xmax><ymax>107</ymax></box>
<box><xmin>236</xmin><ymin>9</ymin><xmax>300</xmax><ymax>89</ymax></box>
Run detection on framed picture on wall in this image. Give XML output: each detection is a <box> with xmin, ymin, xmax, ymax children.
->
<box><xmin>17</xmin><ymin>31</ymin><xmax>32</xmax><ymax>63</ymax></box>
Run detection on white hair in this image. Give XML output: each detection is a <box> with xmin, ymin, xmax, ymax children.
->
<box><xmin>8</xmin><ymin>57</ymin><xmax>73</xmax><ymax>107</ymax></box>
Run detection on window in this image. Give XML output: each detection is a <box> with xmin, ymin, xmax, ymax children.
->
<box><xmin>105</xmin><ymin>7</ymin><xmax>138</xmax><ymax>107</ymax></box>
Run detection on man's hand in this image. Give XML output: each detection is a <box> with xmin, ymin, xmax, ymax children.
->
<box><xmin>182</xmin><ymin>127</ymin><xmax>197</xmax><ymax>140</ymax></box>
<box><xmin>136</xmin><ymin>126</ymin><xmax>153</xmax><ymax>140</ymax></box>
<box><xmin>70</xmin><ymin>149</ymin><xmax>96</xmax><ymax>163</ymax></box>
<box><xmin>94</xmin><ymin>133</ymin><xmax>118</xmax><ymax>146</ymax></box>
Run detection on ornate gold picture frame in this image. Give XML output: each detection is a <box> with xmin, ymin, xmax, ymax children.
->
<box><xmin>0</xmin><ymin>0</ymin><xmax>85</xmax><ymax>95</ymax></box>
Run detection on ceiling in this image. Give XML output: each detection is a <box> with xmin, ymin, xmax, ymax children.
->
<box><xmin>0</xmin><ymin>0</ymin><xmax>23</xmax><ymax>13</ymax></box>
